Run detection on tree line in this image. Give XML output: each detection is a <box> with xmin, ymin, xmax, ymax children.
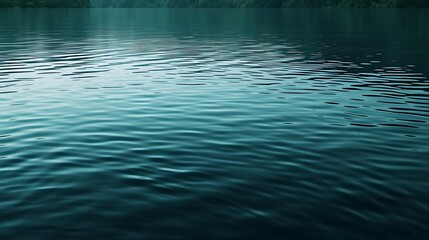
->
<box><xmin>0</xmin><ymin>0</ymin><xmax>90</xmax><ymax>7</ymax></box>
<box><xmin>1</xmin><ymin>0</ymin><xmax>428</xmax><ymax>8</ymax></box>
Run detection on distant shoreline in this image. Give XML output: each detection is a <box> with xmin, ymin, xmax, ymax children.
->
<box><xmin>1</xmin><ymin>7</ymin><xmax>429</xmax><ymax>9</ymax></box>
<box><xmin>1</xmin><ymin>0</ymin><xmax>428</xmax><ymax>8</ymax></box>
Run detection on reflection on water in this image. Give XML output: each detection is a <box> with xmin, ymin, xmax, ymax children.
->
<box><xmin>0</xmin><ymin>9</ymin><xmax>428</xmax><ymax>240</ymax></box>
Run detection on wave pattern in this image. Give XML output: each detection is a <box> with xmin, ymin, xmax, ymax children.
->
<box><xmin>0</xmin><ymin>9</ymin><xmax>428</xmax><ymax>240</ymax></box>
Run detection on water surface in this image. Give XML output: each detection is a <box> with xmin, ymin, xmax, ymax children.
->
<box><xmin>0</xmin><ymin>9</ymin><xmax>428</xmax><ymax>240</ymax></box>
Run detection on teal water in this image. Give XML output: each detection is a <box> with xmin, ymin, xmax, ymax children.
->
<box><xmin>0</xmin><ymin>9</ymin><xmax>428</xmax><ymax>240</ymax></box>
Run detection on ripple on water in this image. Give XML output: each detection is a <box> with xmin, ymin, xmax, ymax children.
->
<box><xmin>0</xmin><ymin>8</ymin><xmax>428</xmax><ymax>240</ymax></box>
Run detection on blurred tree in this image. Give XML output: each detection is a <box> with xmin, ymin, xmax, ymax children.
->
<box><xmin>1</xmin><ymin>0</ymin><xmax>428</xmax><ymax>8</ymax></box>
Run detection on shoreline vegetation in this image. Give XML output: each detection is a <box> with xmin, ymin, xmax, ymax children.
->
<box><xmin>0</xmin><ymin>0</ymin><xmax>428</xmax><ymax>8</ymax></box>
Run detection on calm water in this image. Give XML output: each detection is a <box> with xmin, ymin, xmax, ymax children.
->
<box><xmin>0</xmin><ymin>9</ymin><xmax>428</xmax><ymax>240</ymax></box>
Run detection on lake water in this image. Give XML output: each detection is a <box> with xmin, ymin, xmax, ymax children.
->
<box><xmin>0</xmin><ymin>9</ymin><xmax>428</xmax><ymax>240</ymax></box>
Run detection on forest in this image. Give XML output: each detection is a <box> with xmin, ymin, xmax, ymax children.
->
<box><xmin>0</xmin><ymin>0</ymin><xmax>90</xmax><ymax>7</ymax></box>
<box><xmin>0</xmin><ymin>0</ymin><xmax>428</xmax><ymax>8</ymax></box>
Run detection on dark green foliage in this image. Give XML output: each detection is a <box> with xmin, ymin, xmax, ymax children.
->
<box><xmin>0</xmin><ymin>0</ymin><xmax>14</xmax><ymax>7</ymax></box>
<box><xmin>0</xmin><ymin>0</ymin><xmax>428</xmax><ymax>8</ymax></box>
<box><xmin>0</xmin><ymin>0</ymin><xmax>91</xmax><ymax>7</ymax></box>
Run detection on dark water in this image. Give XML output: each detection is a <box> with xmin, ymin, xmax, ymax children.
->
<box><xmin>0</xmin><ymin>9</ymin><xmax>428</xmax><ymax>240</ymax></box>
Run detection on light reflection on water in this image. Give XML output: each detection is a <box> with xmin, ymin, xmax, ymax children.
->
<box><xmin>0</xmin><ymin>8</ymin><xmax>428</xmax><ymax>240</ymax></box>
